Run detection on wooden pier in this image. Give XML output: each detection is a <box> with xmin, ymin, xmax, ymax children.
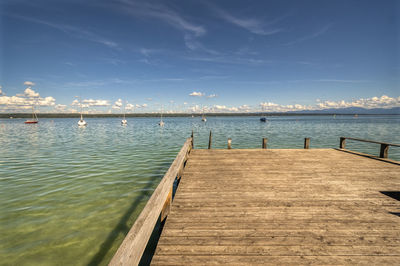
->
<box><xmin>110</xmin><ymin>137</ymin><xmax>400</xmax><ymax>265</ymax></box>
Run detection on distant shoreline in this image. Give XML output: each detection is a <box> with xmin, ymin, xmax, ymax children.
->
<box><xmin>1</xmin><ymin>113</ymin><xmax>399</xmax><ymax>119</ymax></box>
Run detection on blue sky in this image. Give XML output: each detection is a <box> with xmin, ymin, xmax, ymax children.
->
<box><xmin>0</xmin><ymin>0</ymin><xmax>399</xmax><ymax>113</ymax></box>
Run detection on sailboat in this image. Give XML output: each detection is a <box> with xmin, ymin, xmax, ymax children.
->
<box><xmin>201</xmin><ymin>107</ymin><xmax>206</xmax><ymax>122</ymax></box>
<box><xmin>25</xmin><ymin>105</ymin><xmax>38</xmax><ymax>124</ymax></box>
<box><xmin>77</xmin><ymin>97</ymin><xmax>87</xmax><ymax>126</ymax></box>
<box><xmin>158</xmin><ymin>107</ymin><xmax>165</xmax><ymax>126</ymax></box>
<box><xmin>78</xmin><ymin>113</ymin><xmax>87</xmax><ymax>127</ymax></box>
<box><xmin>121</xmin><ymin>102</ymin><xmax>127</xmax><ymax>125</ymax></box>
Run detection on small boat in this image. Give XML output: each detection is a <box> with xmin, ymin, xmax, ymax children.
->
<box><xmin>121</xmin><ymin>104</ymin><xmax>127</xmax><ymax>125</ymax></box>
<box><xmin>78</xmin><ymin>113</ymin><xmax>87</xmax><ymax>126</ymax></box>
<box><xmin>77</xmin><ymin>97</ymin><xmax>87</xmax><ymax>126</ymax></box>
<box><xmin>260</xmin><ymin>104</ymin><xmax>267</xmax><ymax>122</ymax></box>
<box><xmin>159</xmin><ymin>108</ymin><xmax>165</xmax><ymax>126</ymax></box>
<box><xmin>200</xmin><ymin>106</ymin><xmax>207</xmax><ymax>122</ymax></box>
<box><xmin>25</xmin><ymin>105</ymin><xmax>38</xmax><ymax>124</ymax></box>
<box><xmin>25</xmin><ymin>120</ymin><xmax>38</xmax><ymax>124</ymax></box>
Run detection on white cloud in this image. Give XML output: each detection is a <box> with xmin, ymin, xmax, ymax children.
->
<box><xmin>190</xmin><ymin>104</ymin><xmax>201</xmax><ymax>112</ymax></box>
<box><xmin>0</xmin><ymin>81</ymin><xmax>57</xmax><ymax>111</ymax></box>
<box><xmin>238</xmin><ymin>105</ymin><xmax>250</xmax><ymax>111</ymax></box>
<box><xmin>214</xmin><ymin>7</ymin><xmax>283</xmax><ymax>36</ymax></box>
<box><xmin>112</xmin><ymin>99</ymin><xmax>123</xmax><ymax>109</ymax></box>
<box><xmin>24</xmin><ymin>81</ymin><xmax>35</xmax><ymax>87</ymax></box>
<box><xmin>38</xmin><ymin>96</ymin><xmax>56</xmax><ymax>106</ymax></box>
<box><xmin>12</xmin><ymin>15</ymin><xmax>118</xmax><ymax>48</ymax></box>
<box><xmin>183</xmin><ymin>34</ymin><xmax>220</xmax><ymax>54</ymax></box>
<box><xmin>316</xmin><ymin>95</ymin><xmax>400</xmax><ymax>109</ymax></box>
<box><xmin>55</xmin><ymin>104</ymin><xmax>67</xmax><ymax>111</ymax></box>
<box><xmin>71</xmin><ymin>98</ymin><xmax>110</xmax><ymax>107</ymax></box>
<box><xmin>126</xmin><ymin>103</ymin><xmax>134</xmax><ymax>110</ymax></box>
<box><xmin>260</xmin><ymin>102</ymin><xmax>312</xmax><ymax>112</ymax></box>
<box><xmin>118</xmin><ymin>0</ymin><xmax>205</xmax><ymax>36</ymax></box>
<box><xmin>135</xmin><ymin>103</ymin><xmax>148</xmax><ymax>109</ymax></box>
<box><xmin>0</xmin><ymin>96</ymin><xmax>27</xmax><ymax>106</ymax></box>
<box><xmin>189</xmin><ymin>91</ymin><xmax>205</xmax><ymax>97</ymax></box>
<box><xmin>0</xmin><ymin>85</ymin><xmax>2</xmax><ymax>95</ymax></box>
<box><xmin>258</xmin><ymin>95</ymin><xmax>400</xmax><ymax>113</ymax></box>
<box><xmin>24</xmin><ymin>88</ymin><xmax>40</xmax><ymax>98</ymax></box>
<box><xmin>207</xmin><ymin>94</ymin><xmax>218</xmax><ymax>98</ymax></box>
<box><xmin>0</xmin><ymin>92</ymin><xmax>56</xmax><ymax>110</ymax></box>
<box><xmin>213</xmin><ymin>105</ymin><xmax>239</xmax><ymax>112</ymax></box>
<box><xmin>284</xmin><ymin>24</ymin><xmax>333</xmax><ymax>46</ymax></box>
<box><xmin>82</xmin><ymin>99</ymin><xmax>110</xmax><ymax>107</ymax></box>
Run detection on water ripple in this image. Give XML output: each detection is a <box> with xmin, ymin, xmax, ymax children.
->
<box><xmin>0</xmin><ymin>116</ymin><xmax>399</xmax><ymax>265</ymax></box>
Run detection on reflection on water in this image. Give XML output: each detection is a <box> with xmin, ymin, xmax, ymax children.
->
<box><xmin>0</xmin><ymin>115</ymin><xmax>399</xmax><ymax>265</ymax></box>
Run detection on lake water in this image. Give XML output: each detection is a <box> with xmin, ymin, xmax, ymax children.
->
<box><xmin>1</xmin><ymin>115</ymin><xmax>399</xmax><ymax>265</ymax></box>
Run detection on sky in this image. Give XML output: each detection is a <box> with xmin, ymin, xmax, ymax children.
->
<box><xmin>0</xmin><ymin>0</ymin><xmax>399</xmax><ymax>113</ymax></box>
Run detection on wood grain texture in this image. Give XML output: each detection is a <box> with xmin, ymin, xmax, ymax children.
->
<box><xmin>109</xmin><ymin>138</ymin><xmax>192</xmax><ymax>266</ymax></box>
<box><xmin>152</xmin><ymin>149</ymin><xmax>400</xmax><ymax>265</ymax></box>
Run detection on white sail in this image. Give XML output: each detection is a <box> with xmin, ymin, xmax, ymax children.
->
<box><xmin>77</xmin><ymin>97</ymin><xmax>87</xmax><ymax>126</ymax></box>
<box><xmin>121</xmin><ymin>101</ymin><xmax>128</xmax><ymax>125</ymax></box>
<box><xmin>159</xmin><ymin>106</ymin><xmax>164</xmax><ymax>126</ymax></box>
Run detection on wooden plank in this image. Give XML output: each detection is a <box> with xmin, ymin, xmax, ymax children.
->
<box><xmin>155</xmin><ymin>245</ymin><xmax>400</xmax><ymax>256</ymax></box>
<box><xmin>151</xmin><ymin>255</ymin><xmax>400</xmax><ymax>265</ymax></box>
<box><xmin>160</xmin><ymin>225</ymin><xmax>400</xmax><ymax>233</ymax></box>
<box><xmin>152</xmin><ymin>148</ymin><xmax>400</xmax><ymax>265</ymax></box>
<box><xmin>157</xmin><ymin>235</ymin><xmax>400</xmax><ymax>246</ymax></box>
<box><xmin>109</xmin><ymin>138</ymin><xmax>192</xmax><ymax>266</ymax></box>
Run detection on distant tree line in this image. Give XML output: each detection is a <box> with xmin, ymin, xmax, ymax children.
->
<box><xmin>0</xmin><ymin>112</ymin><xmax>396</xmax><ymax>119</ymax></box>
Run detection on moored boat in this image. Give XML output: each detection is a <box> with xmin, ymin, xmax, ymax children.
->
<box><xmin>25</xmin><ymin>105</ymin><xmax>38</xmax><ymax>124</ymax></box>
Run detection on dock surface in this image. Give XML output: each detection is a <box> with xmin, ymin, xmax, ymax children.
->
<box><xmin>152</xmin><ymin>149</ymin><xmax>400</xmax><ymax>265</ymax></box>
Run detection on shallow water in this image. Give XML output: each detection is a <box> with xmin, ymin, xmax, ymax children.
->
<box><xmin>0</xmin><ymin>115</ymin><xmax>399</xmax><ymax>265</ymax></box>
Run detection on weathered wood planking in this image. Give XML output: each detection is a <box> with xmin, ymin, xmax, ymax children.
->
<box><xmin>109</xmin><ymin>138</ymin><xmax>192</xmax><ymax>266</ymax></box>
<box><xmin>152</xmin><ymin>149</ymin><xmax>400</xmax><ymax>265</ymax></box>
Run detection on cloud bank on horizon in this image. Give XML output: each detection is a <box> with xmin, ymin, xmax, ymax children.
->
<box><xmin>0</xmin><ymin>83</ymin><xmax>398</xmax><ymax>114</ymax></box>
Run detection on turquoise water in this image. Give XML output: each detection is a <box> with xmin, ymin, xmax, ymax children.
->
<box><xmin>1</xmin><ymin>115</ymin><xmax>399</xmax><ymax>265</ymax></box>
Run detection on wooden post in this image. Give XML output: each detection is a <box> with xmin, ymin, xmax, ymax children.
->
<box><xmin>228</xmin><ymin>138</ymin><xmax>232</xmax><ymax>149</ymax></box>
<box><xmin>340</xmin><ymin>137</ymin><xmax>346</xmax><ymax>149</ymax></box>
<box><xmin>262</xmin><ymin>138</ymin><xmax>268</xmax><ymax>149</ymax></box>
<box><xmin>208</xmin><ymin>130</ymin><xmax>212</xmax><ymax>149</ymax></box>
<box><xmin>191</xmin><ymin>130</ymin><xmax>194</xmax><ymax>148</ymax></box>
<box><xmin>380</xmin><ymin>144</ymin><xmax>389</xmax><ymax>158</ymax></box>
<box><xmin>304</xmin><ymin>138</ymin><xmax>310</xmax><ymax>149</ymax></box>
<box><xmin>161</xmin><ymin>187</ymin><xmax>173</xmax><ymax>222</ymax></box>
